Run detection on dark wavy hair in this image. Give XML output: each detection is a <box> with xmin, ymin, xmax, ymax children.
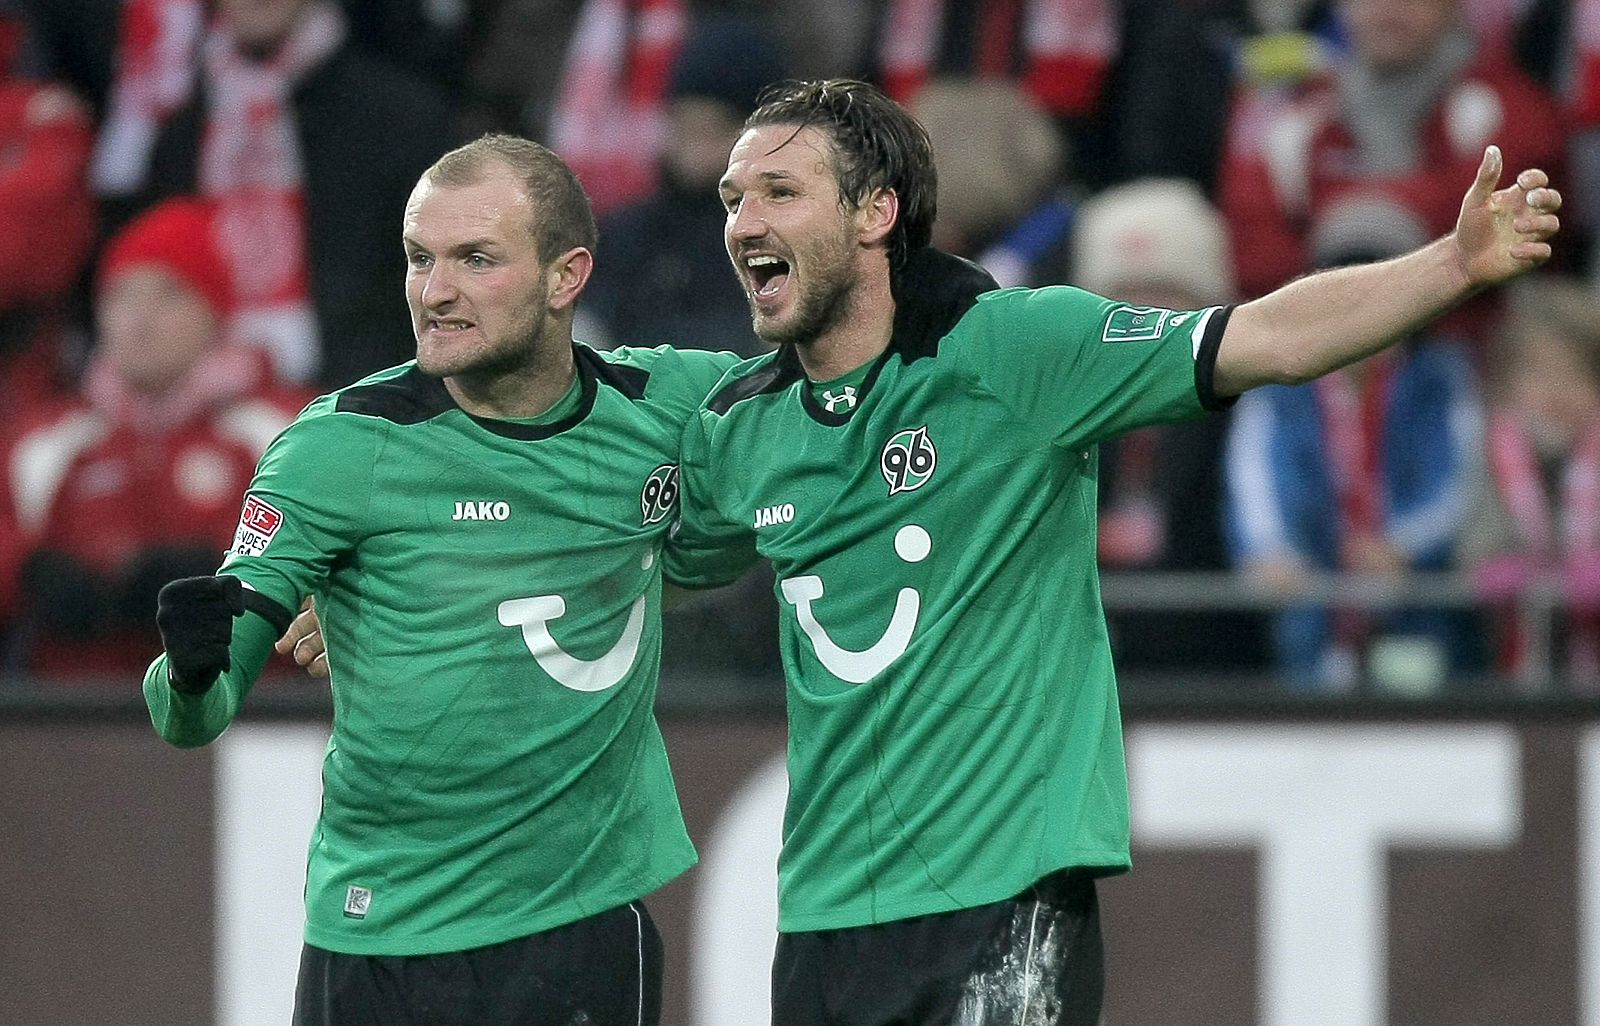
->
<box><xmin>743</xmin><ymin>79</ymin><xmax>936</xmax><ymax>271</ymax></box>
<box><xmin>426</xmin><ymin>134</ymin><xmax>599</xmax><ymax>265</ymax></box>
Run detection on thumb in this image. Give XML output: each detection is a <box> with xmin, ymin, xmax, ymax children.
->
<box><xmin>1465</xmin><ymin>145</ymin><xmax>1502</xmax><ymax>206</ymax></box>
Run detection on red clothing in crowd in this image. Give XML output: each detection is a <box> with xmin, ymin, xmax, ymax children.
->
<box><xmin>0</xmin><ymin>76</ymin><xmax>97</xmax><ymax>625</ymax></box>
<box><xmin>7</xmin><ymin>347</ymin><xmax>312</xmax><ymax>679</ymax></box>
<box><xmin>1219</xmin><ymin>46</ymin><xmax>1565</xmax><ymax>300</ymax></box>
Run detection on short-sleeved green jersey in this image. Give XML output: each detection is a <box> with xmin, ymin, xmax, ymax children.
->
<box><xmin>144</xmin><ymin>343</ymin><xmax>735</xmax><ymax>956</ymax></box>
<box><xmin>671</xmin><ymin>250</ymin><xmax>1233</xmax><ymax>932</ymax></box>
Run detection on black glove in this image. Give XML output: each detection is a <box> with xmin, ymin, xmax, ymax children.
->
<box><xmin>115</xmin><ymin>545</ymin><xmax>225</xmax><ymax>629</ymax></box>
<box><xmin>156</xmin><ymin>575</ymin><xmax>245</xmax><ymax>694</ymax></box>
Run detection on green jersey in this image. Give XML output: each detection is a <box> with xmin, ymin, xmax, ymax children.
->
<box><xmin>144</xmin><ymin>343</ymin><xmax>735</xmax><ymax>956</ymax></box>
<box><xmin>671</xmin><ymin>250</ymin><xmax>1232</xmax><ymax>931</ymax></box>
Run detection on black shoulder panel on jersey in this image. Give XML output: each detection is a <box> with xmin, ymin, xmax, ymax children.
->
<box><xmin>335</xmin><ymin>366</ymin><xmax>454</xmax><ymax>423</ymax></box>
<box><xmin>576</xmin><ymin>343</ymin><xmax>650</xmax><ymax>399</ymax></box>
<box><xmin>1194</xmin><ymin>304</ymin><xmax>1240</xmax><ymax>412</ymax></box>
<box><xmin>707</xmin><ymin>346</ymin><xmax>802</xmax><ymax>415</ymax></box>
<box><xmin>888</xmin><ymin>248</ymin><xmax>1000</xmax><ymax>361</ymax></box>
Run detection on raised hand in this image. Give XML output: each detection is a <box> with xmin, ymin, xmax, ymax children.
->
<box><xmin>1453</xmin><ymin>145</ymin><xmax>1562</xmax><ymax>289</ymax></box>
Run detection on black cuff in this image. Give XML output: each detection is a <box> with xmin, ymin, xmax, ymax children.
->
<box><xmin>1194</xmin><ymin>304</ymin><xmax>1239</xmax><ymax>413</ymax></box>
<box><xmin>240</xmin><ymin>587</ymin><xmax>294</xmax><ymax>636</ymax></box>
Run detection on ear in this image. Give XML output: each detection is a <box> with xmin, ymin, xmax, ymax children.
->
<box><xmin>855</xmin><ymin>188</ymin><xmax>899</xmax><ymax>248</ymax></box>
<box><xmin>546</xmin><ymin>246</ymin><xmax>594</xmax><ymax>313</ymax></box>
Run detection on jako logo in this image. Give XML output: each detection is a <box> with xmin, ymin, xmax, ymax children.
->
<box><xmin>880</xmin><ymin>426</ymin><xmax>937</xmax><ymax>495</ymax></box>
<box><xmin>453</xmin><ymin>501</ymin><xmax>510</xmax><ymax>521</ymax></box>
<box><xmin>753</xmin><ymin>503</ymin><xmax>795</xmax><ymax>529</ymax></box>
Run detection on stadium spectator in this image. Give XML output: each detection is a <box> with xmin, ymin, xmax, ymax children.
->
<box><xmin>0</xmin><ymin>5</ymin><xmax>97</xmax><ymax>660</ymax></box>
<box><xmin>1463</xmin><ymin>275</ymin><xmax>1600</xmax><ymax>692</ymax></box>
<box><xmin>25</xmin><ymin>0</ymin><xmax>464</xmax><ymax>129</ymax></box>
<box><xmin>1219</xmin><ymin>0</ymin><xmax>1566</xmax><ymax>300</ymax></box>
<box><xmin>461</xmin><ymin>0</ymin><xmax>686</xmax><ymax>219</ymax></box>
<box><xmin>1071</xmin><ymin>179</ymin><xmax>1233</xmax><ymax>569</ymax></box>
<box><xmin>582</xmin><ymin>13</ymin><xmax>784</xmax><ymax>357</ymax></box>
<box><xmin>461</xmin><ymin>0</ymin><xmax>868</xmax><ymax>214</ymax></box>
<box><xmin>91</xmin><ymin>0</ymin><xmax>458</xmax><ymax>390</ymax></box>
<box><xmin>909</xmin><ymin>76</ymin><xmax>1065</xmax><ymax>284</ymax></box>
<box><xmin>868</xmin><ymin>0</ymin><xmax>1117</xmax><ymax>140</ymax></box>
<box><xmin>1224</xmin><ymin>195</ymin><xmax>1482</xmax><ymax>691</ymax></box>
<box><xmin>7</xmin><ymin>198</ymin><xmax>310</xmax><ymax>682</ymax></box>
<box><xmin>1070</xmin><ymin>178</ymin><xmax>1269</xmax><ymax>671</ymax></box>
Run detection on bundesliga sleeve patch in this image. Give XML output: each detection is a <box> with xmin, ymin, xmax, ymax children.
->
<box><xmin>1101</xmin><ymin>305</ymin><xmax>1172</xmax><ymax>343</ymax></box>
<box><xmin>229</xmin><ymin>495</ymin><xmax>284</xmax><ymax>557</ymax></box>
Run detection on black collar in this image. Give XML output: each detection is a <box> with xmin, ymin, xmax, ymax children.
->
<box><xmin>799</xmin><ymin>248</ymin><xmax>999</xmax><ymax>425</ymax></box>
<box><xmin>336</xmin><ymin>343</ymin><xmax>646</xmax><ymax>440</ymax></box>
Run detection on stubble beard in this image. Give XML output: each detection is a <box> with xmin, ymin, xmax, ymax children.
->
<box><xmin>749</xmin><ymin>233</ymin><xmax>858</xmax><ymax>350</ymax></box>
<box><xmin>415</xmin><ymin>300</ymin><xmax>549</xmax><ymax>382</ymax></box>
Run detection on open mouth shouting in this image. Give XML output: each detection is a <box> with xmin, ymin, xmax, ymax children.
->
<box><xmin>743</xmin><ymin>252</ymin><xmax>792</xmax><ymax>307</ymax></box>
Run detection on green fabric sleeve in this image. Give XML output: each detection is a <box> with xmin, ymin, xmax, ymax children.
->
<box><xmin>142</xmin><ymin>609</ymin><xmax>281</xmax><ymax>749</ymax></box>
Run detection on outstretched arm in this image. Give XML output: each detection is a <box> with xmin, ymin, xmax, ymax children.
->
<box><xmin>1214</xmin><ymin>146</ymin><xmax>1562</xmax><ymax>396</ymax></box>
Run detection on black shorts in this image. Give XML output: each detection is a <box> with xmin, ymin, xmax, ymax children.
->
<box><xmin>292</xmin><ymin>900</ymin><xmax>662</xmax><ymax>1026</ymax></box>
<box><xmin>772</xmin><ymin>870</ymin><xmax>1103</xmax><ymax>1026</ymax></box>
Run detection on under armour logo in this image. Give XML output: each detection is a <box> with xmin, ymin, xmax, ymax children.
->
<box><xmin>822</xmin><ymin>386</ymin><xmax>857</xmax><ymax>413</ymax></box>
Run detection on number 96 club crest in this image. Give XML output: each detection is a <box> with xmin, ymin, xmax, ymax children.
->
<box><xmin>641</xmin><ymin>464</ymin><xmax>680</xmax><ymax>524</ymax></box>
<box><xmin>881</xmin><ymin>426</ymin><xmax>937</xmax><ymax>495</ymax></box>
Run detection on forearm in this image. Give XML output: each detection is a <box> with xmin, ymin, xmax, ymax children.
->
<box><xmin>1215</xmin><ymin>237</ymin><xmax>1471</xmax><ymax>395</ymax></box>
<box><xmin>143</xmin><ymin>612</ymin><xmax>279</xmax><ymax>749</ymax></box>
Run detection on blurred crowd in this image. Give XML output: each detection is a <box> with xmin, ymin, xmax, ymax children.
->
<box><xmin>1</xmin><ymin>0</ymin><xmax>1598</xmax><ymax>697</ymax></box>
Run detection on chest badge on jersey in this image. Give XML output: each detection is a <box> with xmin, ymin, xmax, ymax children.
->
<box><xmin>881</xmin><ymin>426</ymin><xmax>937</xmax><ymax>495</ymax></box>
<box><xmin>640</xmin><ymin>464</ymin><xmax>680</xmax><ymax>525</ymax></box>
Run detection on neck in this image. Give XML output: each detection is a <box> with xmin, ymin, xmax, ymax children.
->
<box><xmin>445</xmin><ymin>336</ymin><xmax>578</xmax><ymax>420</ymax></box>
<box><xmin>793</xmin><ymin>256</ymin><xmax>897</xmax><ymax>381</ymax></box>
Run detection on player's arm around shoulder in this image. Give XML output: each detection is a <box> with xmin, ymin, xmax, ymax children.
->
<box><xmin>602</xmin><ymin>342</ymin><xmax>746</xmax><ymax>419</ymax></box>
<box><xmin>660</xmin><ymin>355</ymin><xmax>771</xmax><ymax>590</ymax></box>
<box><xmin>143</xmin><ymin>398</ymin><xmax>380</xmax><ymax>748</ymax></box>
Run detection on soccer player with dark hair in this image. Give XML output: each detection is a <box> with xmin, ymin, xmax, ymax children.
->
<box><xmin>670</xmin><ymin>79</ymin><xmax>1562</xmax><ymax>1025</ymax></box>
<box><xmin>143</xmin><ymin>134</ymin><xmax>737</xmax><ymax>1025</ymax></box>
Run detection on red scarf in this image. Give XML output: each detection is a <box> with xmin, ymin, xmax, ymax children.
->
<box><xmin>1316</xmin><ymin>360</ymin><xmax>1396</xmax><ymax>651</ymax></box>
<box><xmin>1316</xmin><ymin>360</ymin><xmax>1395</xmax><ymax>550</ymax></box>
<box><xmin>198</xmin><ymin>1</ymin><xmax>345</xmax><ymax>384</ymax></box>
<box><xmin>1485</xmin><ymin>410</ymin><xmax>1600</xmax><ymax>683</ymax></box>
<box><xmin>91</xmin><ymin>0</ymin><xmax>206</xmax><ymax>196</ymax></box>
<box><xmin>1486</xmin><ymin>411</ymin><xmax>1600</xmax><ymax>556</ymax></box>
<box><xmin>549</xmin><ymin>0</ymin><xmax>685</xmax><ymax>218</ymax></box>
<box><xmin>879</xmin><ymin>0</ymin><xmax>1115</xmax><ymax>117</ymax></box>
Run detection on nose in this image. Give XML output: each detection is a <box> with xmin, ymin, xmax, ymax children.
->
<box><xmin>728</xmin><ymin>200</ymin><xmax>767</xmax><ymax>244</ymax></box>
<box><xmin>419</xmin><ymin>263</ymin><xmax>458</xmax><ymax>310</ymax></box>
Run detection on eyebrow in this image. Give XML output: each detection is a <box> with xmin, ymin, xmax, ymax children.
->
<box><xmin>403</xmin><ymin>236</ymin><xmax>501</xmax><ymax>254</ymax></box>
<box><xmin>719</xmin><ymin>169</ymin><xmax>801</xmax><ymax>193</ymax></box>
